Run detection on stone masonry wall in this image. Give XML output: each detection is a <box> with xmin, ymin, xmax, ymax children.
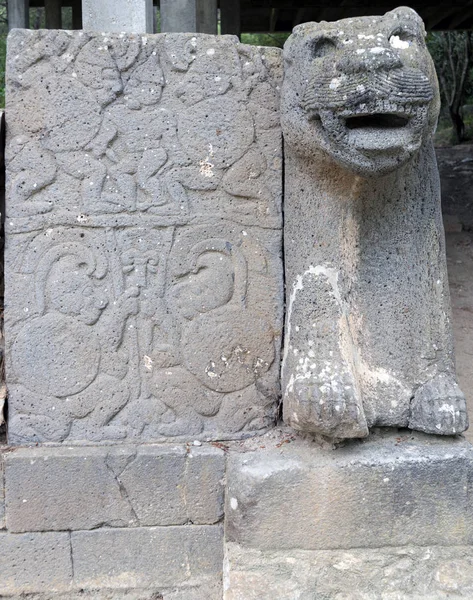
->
<box><xmin>0</xmin><ymin>443</ymin><xmax>225</xmax><ymax>598</ymax></box>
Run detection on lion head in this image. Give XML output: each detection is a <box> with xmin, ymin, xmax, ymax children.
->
<box><xmin>281</xmin><ymin>7</ymin><xmax>440</xmax><ymax>176</ymax></box>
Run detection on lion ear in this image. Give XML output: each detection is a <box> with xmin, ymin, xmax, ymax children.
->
<box><xmin>292</xmin><ymin>22</ymin><xmax>320</xmax><ymax>37</ymax></box>
<box><xmin>390</xmin><ymin>6</ymin><xmax>426</xmax><ymax>34</ymax></box>
<box><xmin>285</xmin><ymin>22</ymin><xmax>320</xmax><ymax>64</ymax></box>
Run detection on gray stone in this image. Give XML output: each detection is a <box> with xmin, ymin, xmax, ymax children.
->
<box><xmin>7</xmin><ymin>0</ymin><xmax>28</xmax><ymax>30</ymax></box>
<box><xmin>0</xmin><ymin>592</ymin><xmax>218</xmax><ymax>600</ymax></box>
<box><xmin>0</xmin><ymin>531</ymin><xmax>72</xmax><ymax>595</ymax></box>
<box><xmin>0</xmin><ymin>590</ymin><xmax>220</xmax><ymax>600</ymax></box>
<box><xmin>5</xmin><ymin>30</ymin><xmax>283</xmax><ymax>444</ymax></box>
<box><xmin>5</xmin><ymin>444</ymin><xmax>224</xmax><ymax>532</ymax></box>
<box><xmin>0</xmin><ymin>452</ymin><xmax>4</xmax><ymax>529</ymax></box>
<box><xmin>72</xmin><ymin>525</ymin><xmax>223</xmax><ymax>592</ymax></box>
<box><xmin>182</xmin><ymin>445</ymin><xmax>225</xmax><ymax>524</ymax></box>
<box><xmin>225</xmin><ymin>432</ymin><xmax>473</xmax><ymax>550</ymax></box>
<box><xmin>280</xmin><ymin>7</ymin><xmax>467</xmax><ymax>439</ymax></box>
<box><xmin>161</xmin><ymin>0</ymin><xmax>218</xmax><ymax>34</ymax></box>
<box><xmin>224</xmin><ymin>542</ymin><xmax>473</xmax><ymax>600</ymax></box>
<box><xmin>82</xmin><ymin>0</ymin><xmax>154</xmax><ymax>33</ymax></box>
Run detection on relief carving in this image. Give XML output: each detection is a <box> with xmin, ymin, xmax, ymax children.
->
<box><xmin>5</xmin><ymin>31</ymin><xmax>283</xmax><ymax>443</ymax></box>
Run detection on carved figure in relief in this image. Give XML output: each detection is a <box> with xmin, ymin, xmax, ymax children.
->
<box><xmin>77</xmin><ymin>51</ymin><xmax>188</xmax><ymax>216</ymax></box>
<box><xmin>126</xmin><ymin>228</ymin><xmax>277</xmax><ymax>438</ymax></box>
<box><xmin>281</xmin><ymin>7</ymin><xmax>468</xmax><ymax>439</ymax></box>
<box><xmin>7</xmin><ymin>37</ymin><xmax>125</xmax><ymax>219</ymax></box>
<box><xmin>171</xmin><ymin>238</ymin><xmax>274</xmax><ymax>393</ymax></box>
<box><xmin>10</xmin><ymin>242</ymin><xmax>139</xmax><ymax>442</ymax></box>
<box><xmin>115</xmin><ymin>227</ymin><xmax>175</xmax><ymax>366</ymax></box>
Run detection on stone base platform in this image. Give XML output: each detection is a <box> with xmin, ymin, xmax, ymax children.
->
<box><xmin>224</xmin><ymin>430</ymin><xmax>473</xmax><ymax>599</ymax></box>
<box><xmin>1</xmin><ymin>432</ymin><xmax>473</xmax><ymax>598</ymax></box>
<box><xmin>224</xmin><ymin>543</ymin><xmax>473</xmax><ymax>599</ymax></box>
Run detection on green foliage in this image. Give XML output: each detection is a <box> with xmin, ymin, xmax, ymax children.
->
<box><xmin>427</xmin><ymin>31</ymin><xmax>473</xmax><ymax>143</ymax></box>
<box><xmin>241</xmin><ymin>32</ymin><xmax>290</xmax><ymax>49</ymax></box>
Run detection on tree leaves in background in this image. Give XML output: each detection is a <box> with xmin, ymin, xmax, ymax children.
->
<box><xmin>428</xmin><ymin>31</ymin><xmax>473</xmax><ymax>144</ymax></box>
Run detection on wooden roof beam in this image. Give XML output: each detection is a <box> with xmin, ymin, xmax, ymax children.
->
<box><xmin>446</xmin><ymin>9</ymin><xmax>473</xmax><ymax>30</ymax></box>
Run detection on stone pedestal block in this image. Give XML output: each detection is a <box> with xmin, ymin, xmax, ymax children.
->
<box><xmin>161</xmin><ymin>0</ymin><xmax>218</xmax><ymax>34</ymax></box>
<box><xmin>224</xmin><ymin>431</ymin><xmax>473</xmax><ymax>597</ymax></box>
<box><xmin>5</xmin><ymin>30</ymin><xmax>283</xmax><ymax>444</ymax></box>
<box><xmin>224</xmin><ymin>542</ymin><xmax>473</xmax><ymax>600</ymax></box>
<box><xmin>226</xmin><ymin>432</ymin><xmax>473</xmax><ymax>551</ymax></box>
<box><xmin>5</xmin><ymin>444</ymin><xmax>224</xmax><ymax>532</ymax></box>
<box><xmin>0</xmin><ymin>525</ymin><xmax>222</xmax><ymax>597</ymax></box>
<box><xmin>7</xmin><ymin>0</ymin><xmax>29</xmax><ymax>30</ymax></box>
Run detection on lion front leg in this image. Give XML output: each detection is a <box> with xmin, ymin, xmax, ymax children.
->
<box><xmin>282</xmin><ymin>265</ymin><xmax>368</xmax><ymax>439</ymax></box>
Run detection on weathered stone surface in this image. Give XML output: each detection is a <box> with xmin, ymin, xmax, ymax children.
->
<box><xmin>225</xmin><ymin>432</ymin><xmax>473</xmax><ymax>550</ymax></box>
<box><xmin>72</xmin><ymin>525</ymin><xmax>223</xmax><ymax>592</ymax></box>
<box><xmin>281</xmin><ymin>7</ymin><xmax>467</xmax><ymax>439</ymax></box>
<box><xmin>5</xmin><ymin>444</ymin><xmax>224</xmax><ymax>532</ymax></box>
<box><xmin>0</xmin><ymin>531</ymin><xmax>72</xmax><ymax>595</ymax></box>
<box><xmin>82</xmin><ymin>0</ymin><xmax>154</xmax><ymax>33</ymax></box>
<box><xmin>0</xmin><ymin>592</ymin><xmax>217</xmax><ymax>600</ymax></box>
<box><xmin>224</xmin><ymin>542</ymin><xmax>473</xmax><ymax>600</ymax></box>
<box><xmin>5</xmin><ymin>30</ymin><xmax>283</xmax><ymax>444</ymax></box>
<box><xmin>0</xmin><ymin>452</ymin><xmax>4</xmax><ymax>529</ymax></box>
<box><xmin>0</xmin><ymin>589</ymin><xmax>220</xmax><ymax>600</ymax></box>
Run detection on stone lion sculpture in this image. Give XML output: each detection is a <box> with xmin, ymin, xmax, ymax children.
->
<box><xmin>281</xmin><ymin>7</ymin><xmax>468</xmax><ymax>439</ymax></box>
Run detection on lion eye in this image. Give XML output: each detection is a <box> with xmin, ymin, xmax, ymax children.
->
<box><xmin>310</xmin><ymin>37</ymin><xmax>337</xmax><ymax>59</ymax></box>
<box><xmin>389</xmin><ymin>28</ymin><xmax>416</xmax><ymax>48</ymax></box>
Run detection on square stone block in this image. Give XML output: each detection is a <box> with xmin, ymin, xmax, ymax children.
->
<box><xmin>82</xmin><ymin>0</ymin><xmax>153</xmax><ymax>33</ymax></box>
<box><xmin>226</xmin><ymin>432</ymin><xmax>473</xmax><ymax>550</ymax></box>
<box><xmin>5</xmin><ymin>444</ymin><xmax>224</xmax><ymax>532</ymax></box>
<box><xmin>72</xmin><ymin>525</ymin><xmax>223</xmax><ymax>591</ymax></box>
<box><xmin>0</xmin><ymin>531</ymin><xmax>72</xmax><ymax>595</ymax></box>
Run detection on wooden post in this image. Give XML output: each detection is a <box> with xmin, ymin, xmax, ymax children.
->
<box><xmin>71</xmin><ymin>0</ymin><xmax>82</xmax><ymax>29</ymax></box>
<box><xmin>221</xmin><ymin>0</ymin><xmax>241</xmax><ymax>38</ymax></box>
<box><xmin>45</xmin><ymin>0</ymin><xmax>61</xmax><ymax>29</ymax></box>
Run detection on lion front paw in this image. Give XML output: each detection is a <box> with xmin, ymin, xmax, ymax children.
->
<box><xmin>287</xmin><ymin>377</ymin><xmax>368</xmax><ymax>439</ymax></box>
<box><xmin>409</xmin><ymin>373</ymin><xmax>469</xmax><ymax>435</ymax></box>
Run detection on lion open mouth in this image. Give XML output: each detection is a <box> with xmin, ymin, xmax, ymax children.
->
<box><xmin>345</xmin><ymin>114</ymin><xmax>410</xmax><ymax>130</ymax></box>
<box><xmin>330</xmin><ymin>103</ymin><xmax>422</xmax><ymax>152</ymax></box>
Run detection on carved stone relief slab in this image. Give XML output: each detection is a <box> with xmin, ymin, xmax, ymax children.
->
<box><xmin>5</xmin><ymin>30</ymin><xmax>283</xmax><ymax>443</ymax></box>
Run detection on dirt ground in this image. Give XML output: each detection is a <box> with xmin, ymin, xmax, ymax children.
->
<box><xmin>438</xmin><ymin>145</ymin><xmax>473</xmax><ymax>442</ymax></box>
